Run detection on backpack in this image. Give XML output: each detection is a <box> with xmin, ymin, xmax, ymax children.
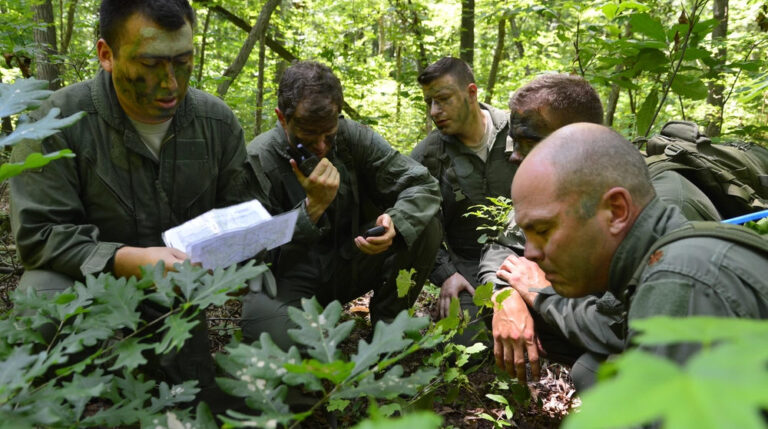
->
<box><xmin>639</xmin><ymin>121</ymin><xmax>768</xmax><ymax>218</ymax></box>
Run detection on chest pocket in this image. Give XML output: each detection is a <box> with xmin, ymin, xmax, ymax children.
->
<box><xmin>168</xmin><ymin>138</ymin><xmax>213</xmax><ymax>218</ymax></box>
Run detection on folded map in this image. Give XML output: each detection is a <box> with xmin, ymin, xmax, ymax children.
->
<box><xmin>162</xmin><ymin>199</ymin><xmax>298</xmax><ymax>270</ymax></box>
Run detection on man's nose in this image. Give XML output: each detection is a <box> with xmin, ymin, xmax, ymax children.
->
<box><xmin>430</xmin><ymin>100</ymin><xmax>442</xmax><ymax>117</ymax></box>
<box><xmin>510</xmin><ymin>150</ymin><xmax>525</xmax><ymax>164</ymax></box>
<box><xmin>524</xmin><ymin>241</ymin><xmax>543</xmax><ymax>262</ymax></box>
<box><xmin>161</xmin><ymin>62</ymin><xmax>178</xmax><ymax>91</ymax></box>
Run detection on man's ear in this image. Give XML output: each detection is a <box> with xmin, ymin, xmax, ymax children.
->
<box><xmin>96</xmin><ymin>39</ymin><xmax>114</xmax><ymax>72</ymax></box>
<box><xmin>275</xmin><ymin>108</ymin><xmax>288</xmax><ymax>127</ymax></box>
<box><xmin>467</xmin><ymin>83</ymin><xmax>478</xmax><ymax>102</ymax></box>
<box><xmin>602</xmin><ymin>187</ymin><xmax>633</xmax><ymax>235</ymax></box>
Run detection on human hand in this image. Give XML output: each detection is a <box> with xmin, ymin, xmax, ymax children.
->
<box><xmin>438</xmin><ymin>272</ymin><xmax>475</xmax><ymax>319</ymax></box>
<box><xmin>113</xmin><ymin>246</ymin><xmax>188</xmax><ymax>279</ymax></box>
<box><xmin>291</xmin><ymin>157</ymin><xmax>340</xmax><ymax>223</ymax></box>
<box><xmin>496</xmin><ymin>255</ymin><xmax>549</xmax><ymax>306</ymax></box>
<box><xmin>492</xmin><ymin>288</ymin><xmax>540</xmax><ymax>384</ymax></box>
<box><xmin>354</xmin><ymin>213</ymin><xmax>396</xmax><ymax>255</ymax></box>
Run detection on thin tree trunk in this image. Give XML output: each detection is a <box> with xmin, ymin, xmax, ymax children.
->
<box><xmin>485</xmin><ymin>17</ymin><xmax>506</xmax><ymax>104</ymax></box>
<box><xmin>202</xmin><ymin>1</ymin><xmax>362</xmax><ymax>121</ymax></box>
<box><xmin>216</xmin><ymin>0</ymin><xmax>280</xmax><ymax>97</ymax></box>
<box><xmin>508</xmin><ymin>15</ymin><xmax>528</xmax><ymax>75</ymax></box>
<box><xmin>60</xmin><ymin>0</ymin><xmax>78</xmax><ymax>55</ymax></box>
<box><xmin>255</xmin><ymin>33</ymin><xmax>266</xmax><ymax>135</ymax></box>
<box><xmin>197</xmin><ymin>9</ymin><xmax>211</xmax><ymax>84</ymax></box>
<box><xmin>33</xmin><ymin>0</ymin><xmax>61</xmax><ymax>90</ymax></box>
<box><xmin>705</xmin><ymin>0</ymin><xmax>728</xmax><ymax>137</ymax></box>
<box><xmin>605</xmin><ymin>84</ymin><xmax>620</xmax><ymax>126</ymax></box>
<box><xmin>459</xmin><ymin>0</ymin><xmax>474</xmax><ymax>67</ymax></box>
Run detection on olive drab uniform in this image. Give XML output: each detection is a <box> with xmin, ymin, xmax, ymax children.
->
<box><xmin>241</xmin><ymin>117</ymin><xmax>442</xmax><ymax>350</ymax></box>
<box><xmin>477</xmin><ymin>168</ymin><xmax>723</xmax><ymax>369</ymax></box>
<box><xmin>410</xmin><ymin>103</ymin><xmax>517</xmax><ymax>347</ymax></box>
<box><xmin>9</xmin><ymin>69</ymin><xmax>255</xmax><ymax>405</ymax></box>
<box><xmin>608</xmin><ymin>198</ymin><xmax>768</xmax><ymax>368</ymax></box>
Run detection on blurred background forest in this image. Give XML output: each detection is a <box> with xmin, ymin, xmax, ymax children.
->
<box><xmin>2</xmin><ymin>0</ymin><xmax>767</xmax><ymax>153</ymax></box>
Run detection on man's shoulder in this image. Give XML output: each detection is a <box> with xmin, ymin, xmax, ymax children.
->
<box><xmin>479</xmin><ymin>102</ymin><xmax>509</xmax><ymax>129</ymax></box>
<box><xmin>33</xmin><ymin>79</ymin><xmax>96</xmax><ymax>120</ymax></box>
<box><xmin>412</xmin><ymin>130</ymin><xmax>446</xmax><ymax>159</ymax></box>
<box><xmin>186</xmin><ymin>88</ymin><xmax>238</xmax><ymax>123</ymax></box>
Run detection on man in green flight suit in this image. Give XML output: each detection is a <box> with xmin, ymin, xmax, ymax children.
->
<box><xmin>506</xmin><ymin>123</ymin><xmax>768</xmax><ymax>381</ymax></box>
<box><xmin>477</xmin><ymin>73</ymin><xmax>722</xmax><ymax>388</ymax></box>
<box><xmin>241</xmin><ymin>61</ymin><xmax>442</xmax><ymax>350</ymax></box>
<box><xmin>10</xmin><ymin>0</ymin><xmax>254</xmax><ymax>410</ymax></box>
<box><xmin>410</xmin><ymin>57</ymin><xmax>516</xmax><ymax>347</ymax></box>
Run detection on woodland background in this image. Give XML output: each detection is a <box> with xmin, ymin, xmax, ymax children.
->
<box><xmin>3</xmin><ymin>0</ymin><xmax>768</xmax><ymax>153</ymax></box>
<box><xmin>1</xmin><ymin>0</ymin><xmax>767</xmax><ymax>427</ymax></box>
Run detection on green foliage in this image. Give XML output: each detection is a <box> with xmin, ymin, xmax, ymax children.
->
<box><xmin>564</xmin><ymin>317</ymin><xmax>768</xmax><ymax>429</ymax></box>
<box><xmin>744</xmin><ymin>216</ymin><xmax>768</xmax><ymax>235</ymax></box>
<box><xmin>0</xmin><ymin>78</ymin><xmax>81</xmax><ymax>180</ymax></box>
<box><xmin>0</xmin><ymin>260</ymin><xmax>265</xmax><ymax>428</ymax></box>
<box><xmin>218</xmin><ymin>297</ymin><xmax>442</xmax><ymax>428</ymax></box>
<box><xmin>464</xmin><ymin>196</ymin><xmax>514</xmax><ymax>244</ymax></box>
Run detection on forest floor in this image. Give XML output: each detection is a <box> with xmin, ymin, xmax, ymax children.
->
<box><xmin>0</xmin><ymin>183</ymin><xmax>577</xmax><ymax>427</ymax></box>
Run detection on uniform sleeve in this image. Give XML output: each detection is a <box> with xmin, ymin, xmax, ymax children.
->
<box><xmin>533</xmin><ymin>288</ymin><xmax>626</xmax><ymax>355</ymax></box>
<box><xmin>10</xmin><ymin>133</ymin><xmax>123</xmax><ymax>280</ymax></box>
<box><xmin>360</xmin><ymin>129</ymin><xmax>441</xmax><ymax>248</ymax></box>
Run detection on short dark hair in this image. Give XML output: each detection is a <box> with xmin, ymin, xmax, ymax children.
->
<box><xmin>99</xmin><ymin>0</ymin><xmax>195</xmax><ymax>52</ymax></box>
<box><xmin>418</xmin><ymin>57</ymin><xmax>476</xmax><ymax>87</ymax></box>
<box><xmin>509</xmin><ymin>74</ymin><xmax>604</xmax><ymax>125</ymax></box>
<box><xmin>278</xmin><ymin>61</ymin><xmax>344</xmax><ymax>121</ymax></box>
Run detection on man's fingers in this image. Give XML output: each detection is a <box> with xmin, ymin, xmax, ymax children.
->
<box><xmin>528</xmin><ymin>343</ymin><xmax>541</xmax><ymax>381</ymax></box>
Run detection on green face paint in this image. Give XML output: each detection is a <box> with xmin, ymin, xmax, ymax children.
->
<box><xmin>110</xmin><ymin>13</ymin><xmax>194</xmax><ymax>124</ymax></box>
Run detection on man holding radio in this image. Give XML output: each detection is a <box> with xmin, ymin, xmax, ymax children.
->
<box><xmin>241</xmin><ymin>61</ymin><xmax>442</xmax><ymax>349</ymax></box>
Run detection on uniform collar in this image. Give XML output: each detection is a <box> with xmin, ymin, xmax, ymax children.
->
<box><xmin>608</xmin><ymin>197</ymin><xmax>689</xmax><ymax>297</ymax></box>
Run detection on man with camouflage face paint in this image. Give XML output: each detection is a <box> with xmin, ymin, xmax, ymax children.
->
<box><xmin>10</xmin><ymin>0</ymin><xmax>255</xmax><ymax>411</ymax></box>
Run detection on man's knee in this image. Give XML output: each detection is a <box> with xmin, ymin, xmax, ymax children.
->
<box><xmin>240</xmin><ymin>290</ymin><xmax>296</xmax><ymax>351</ymax></box>
<box><xmin>406</xmin><ymin>217</ymin><xmax>443</xmax><ymax>287</ymax></box>
<box><xmin>18</xmin><ymin>269</ymin><xmax>76</xmax><ymax>298</ymax></box>
<box><xmin>571</xmin><ymin>352</ymin><xmax>608</xmax><ymax>392</ymax></box>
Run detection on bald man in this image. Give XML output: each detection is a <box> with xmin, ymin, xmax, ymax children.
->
<box><xmin>505</xmin><ymin>123</ymin><xmax>768</xmax><ymax>389</ymax></box>
<box><xmin>482</xmin><ymin>74</ymin><xmax>722</xmax><ymax>387</ymax></box>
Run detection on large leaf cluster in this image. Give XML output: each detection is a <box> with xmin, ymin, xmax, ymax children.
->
<box><xmin>217</xmin><ymin>297</ymin><xmax>443</xmax><ymax>428</ymax></box>
<box><xmin>564</xmin><ymin>316</ymin><xmax>768</xmax><ymax>429</ymax></box>
<box><xmin>0</xmin><ymin>260</ymin><xmax>265</xmax><ymax>428</ymax></box>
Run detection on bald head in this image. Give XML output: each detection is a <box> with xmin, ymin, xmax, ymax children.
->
<box><xmin>517</xmin><ymin>123</ymin><xmax>655</xmax><ymax>218</ymax></box>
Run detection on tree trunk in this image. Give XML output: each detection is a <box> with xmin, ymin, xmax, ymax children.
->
<box><xmin>33</xmin><ymin>0</ymin><xmax>61</xmax><ymax>90</ymax></box>
<box><xmin>216</xmin><ymin>0</ymin><xmax>280</xmax><ymax>97</ymax></box>
<box><xmin>459</xmin><ymin>0</ymin><xmax>474</xmax><ymax>67</ymax></box>
<box><xmin>255</xmin><ymin>32</ymin><xmax>266</xmax><ymax>135</ymax></box>
<box><xmin>202</xmin><ymin>1</ymin><xmax>362</xmax><ymax>121</ymax></box>
<box><xmin>705</xmin><ymin>0</ymin><xmax>728</xmax><ymax>137</ymax></box>
<box><xmin>60</xmin><ymin>0</ymin><xmax>78</xmax><ymax>55</ymax></box>
<box><xmin>484</xmin><ymin>17</ymin><xmax>506</xmax><ymax>104</ymax></box>
<box><xmin>605</xmin><ymin>84</ymin><xmax>620</xmax><ymax>126</ymax></box>
<box><xmin>197</xmin><ymin>9</ymin><xmax>211</xmax><ymax>84</ymax></box>
<box><xmin>508</xmin><ymin>15</ymin><xmax>528</xmax><ymax>75</ymax></box>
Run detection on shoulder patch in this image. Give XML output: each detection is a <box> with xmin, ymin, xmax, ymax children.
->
<box><xmin>648</xmin><ymin>250</ymin><xmax>664</xmax><ymax>266</ymax></box>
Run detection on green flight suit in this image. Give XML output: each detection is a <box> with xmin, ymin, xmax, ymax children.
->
<box><xmin>410</xmin><ymin>103</ymin><xmax>517</xmax><ymax>347</ymax></box>
<box><xmin>241</xmin><ymin>118</ymin><xmax>442</xmax><ymax>350</ymax></box>
<box><xmin>478</xmin><ymin>171</ymin><xmax>724</xmax><ymax>385</ymax></box>
<box><xmin>9</xmin><ymin>69</ymin><xmax>253</xmax><ymax>406</ymax></box>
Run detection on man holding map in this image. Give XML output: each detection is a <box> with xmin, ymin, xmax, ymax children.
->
<box><xmin>9</xmin><ymin>0</ymin><xmax>254</xmax><ymax>410</ymax></box>
<box><xmin>242</xmin><ymin>61</ymin><xmax>442</xmax><ymax>349</ymax></box>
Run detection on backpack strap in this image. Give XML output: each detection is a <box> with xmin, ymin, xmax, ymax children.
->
<box><xmin>623</xmin><ymin>221</ymin><xmax>768</xmax><ymax>338</ymax></box>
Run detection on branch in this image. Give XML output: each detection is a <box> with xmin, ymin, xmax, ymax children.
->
<box><xmin>643</xmin><ymin>0</ymin><xmax>710</xmax><ymax>137</ymax></box>
<box><xmin>198</xmin><ymin>1</ymin><xmax>361</xmax><ymax>120</ymax></box>
<box><xmin>216</xmin><ymin>0</ymin><xmax>280</xmax><ymax>97</ymax></box>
